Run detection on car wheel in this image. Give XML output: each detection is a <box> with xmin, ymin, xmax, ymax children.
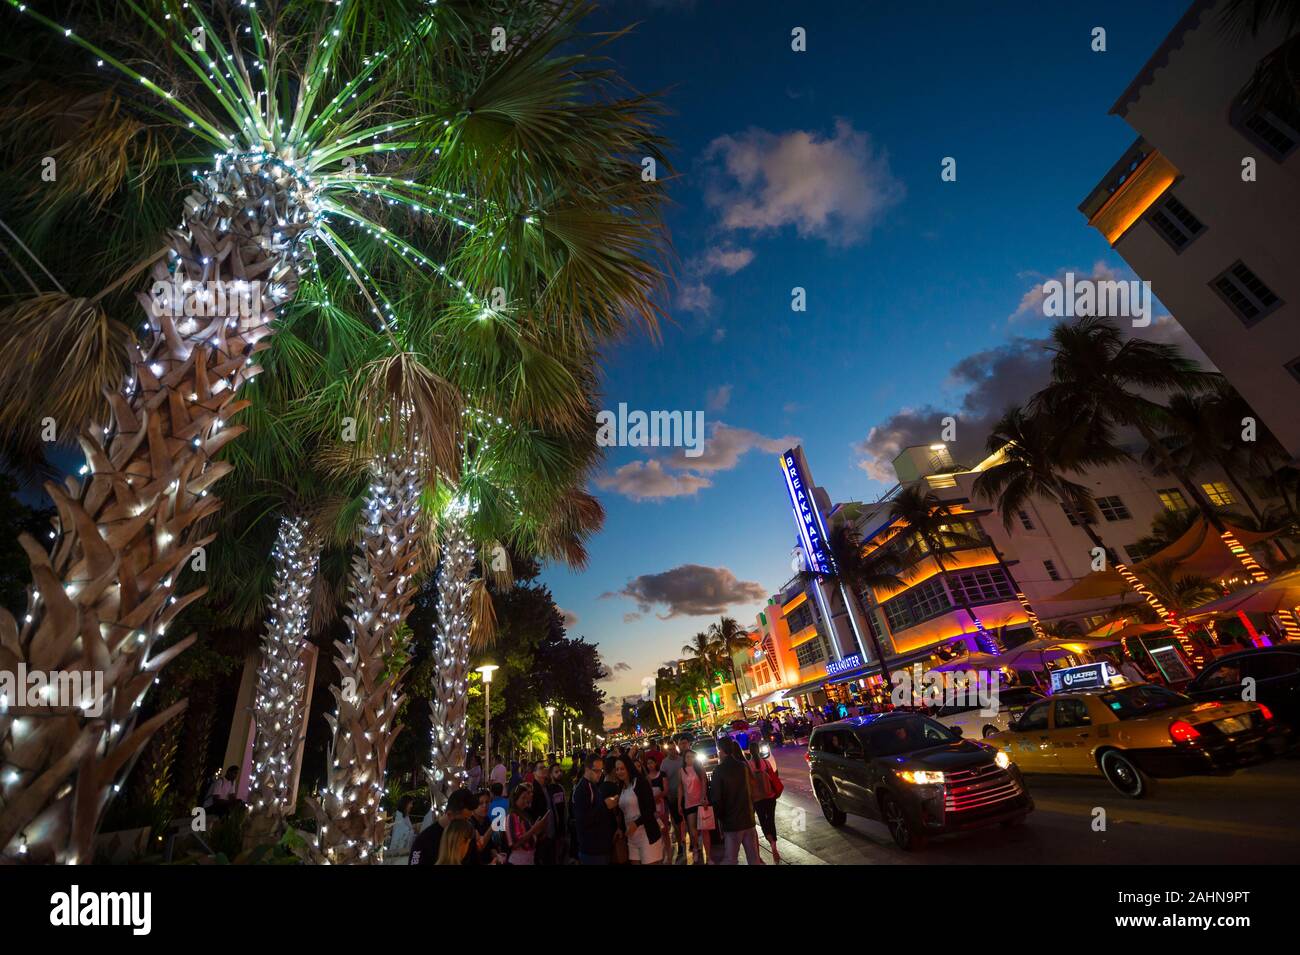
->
<box><xmin>982</xmin><ymin>725</ymin><xmax>999</xmax><ymax>738</ymax></box>
<box><xmin>1099</xmin><ymin>750</ymin><xmax>1153</xmax><ymax>798</ymax></box>
<box><xmin>880</xmin><ymin>793</ymin><xmax>925</xmax><ymax>850</ymax></box>
<box><xmin>814</xmin><ymin>782</ymin><xmax>847</xmax><ymax>827</ymax></box>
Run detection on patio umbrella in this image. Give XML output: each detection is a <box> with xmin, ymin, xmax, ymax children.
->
<box><xmin>1185</xmin><ymin>569</ymin><xmax>1300</xmax><ymax>620</ymax></box>
<box><xmin>930</xmin><ymin>652</ymin><xmax>1005</xmax><ymax>672</ymax></box>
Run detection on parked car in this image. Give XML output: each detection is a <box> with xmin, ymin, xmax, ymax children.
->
<box><xmin>934</xmin><ymin>686</ymin><xmax>1046</xmax><ymax>738</ymax></box>
<box><xmin>806</xmin><ymin>713</ymin><xmax>1032</xmax><ymax>850</ymax></box>
<box><xmin>987</xmin><ymin>683</ymin><xmax>1287</xmax><ymax>797</ymax></box>
<box><xmin>1186</xmin><ymin>646</ymin><xmax>1300</xmax><ymax>735</ymax></box>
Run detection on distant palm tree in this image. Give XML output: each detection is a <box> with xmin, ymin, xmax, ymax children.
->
<box><xmin>887</xmin><ymin>486</ymin><xmax>1002</xmax><ymax>654</ymax></box>
<box><xmin>708</xmin><ymin>616</ymin><xmax>753</xmax><ymax>720</ymax></box>
<box><xmin>826</xmin><ymin>519</ymin><xmax>902</xmax><ymax>689</ymax></box>
<box><xmin>974</xmin><ymin>408</ymin><xmax>1180</xmax><ymax>628</ymax></box>
<box><xmin>682</xmin><ymin>632</ymin><xmax>720</xmax><ymax>723</ymax></box>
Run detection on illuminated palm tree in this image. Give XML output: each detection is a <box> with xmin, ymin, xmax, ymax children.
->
<box><xmin>0</xmin><ymin>0</ymin><xmax>668</xmax><ymax>863</ymax></box>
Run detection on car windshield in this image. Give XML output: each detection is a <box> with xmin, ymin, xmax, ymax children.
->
<box><xmin>691</xmin><ymin>740</ymin><xmax>718</xmax><ymax>757</ymax></box>
<box><xmin>1098</xmin><ymin>685</ymin><xmax>1192</xmax><ymax>719</ymax></box>
<box><xmin>1001</xmin><ymin>687</ymin><xmax>1043</xmax><ymax>707</ymax></box>
<box><xmin>862</xmin><ymin>716</ymin><xmax>959</xmax><ymax>756</ymax></box>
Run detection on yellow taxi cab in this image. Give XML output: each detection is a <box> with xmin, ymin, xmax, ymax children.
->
<box><xmin>986</xmin><ymin>681</ymin><xmax>1287</xmax><ymax>797</ymax></box>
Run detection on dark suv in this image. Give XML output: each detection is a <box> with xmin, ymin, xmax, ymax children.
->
<box><xmin>807</xmin><ymin>713</ymin><xmax>1033</xmax><ymax>850</ymax></box>
<box><xmin>1186</xmin><ymin>647</ymin><xmax>1300</xmax><ymax>734</ymax></box>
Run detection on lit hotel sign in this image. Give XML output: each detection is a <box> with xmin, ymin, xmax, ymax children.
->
<box><xmin>826</xmin><ymin>653</ymin><xmax>863</xmax><ymax>677</ymax></box>
<box><xmin>780</xmin><ymin>448</ymin><xmax>835</xmax><ymax>577</ymax></box>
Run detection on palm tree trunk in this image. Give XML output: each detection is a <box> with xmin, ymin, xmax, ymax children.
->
<box><xmin>427</xmin><ymin>511</ymin><xmax>475</xmax><ymax>815</ymax></box>
<box><xmin>987</xmin><ymin>543</ymin><xmax>1047</xmax><ymax>643</ymax></box>
<box><xmin>305</xmin><ymin>450</ymin><xmax>423</xmax><ymax>864</ymax></box>
<box><xmin>248</xmin><ymin>514</ymin><xmax>321</xmax><ymax>831</ymax></box>
<box><xmin>1219</xmin><ymin>463</ymin><xmax>1289</xmax><ymax>563</ymax></box>
<box><xmin>0</xmin><ymin>157</ymin><xmax>310</xmax><ymax>863</ymax></box>
<box><xmin>935</xmin><ymin>565</ymin><xmax>1000</xmax><ymax>654</ymax></box>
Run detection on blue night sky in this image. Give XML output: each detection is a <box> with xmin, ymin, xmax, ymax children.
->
<box><xmin>542</xmin><ymin>0</ymin><xmax>1195</xmax><ymax>723</ymax></box>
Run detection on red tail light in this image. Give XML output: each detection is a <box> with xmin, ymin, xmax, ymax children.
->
<box><xmin>804</xmin><ymin>750</ymin><xmax>812</xmax><ymax>764</ymax></box>
<box><xmin>1169</xmin><ymin>720</ymin><xmax>1200</xmax><ymax>743</ymax></box>
<box><xmin>1258</xmin><ymin>704</ymin><xmax>1274</xmax><ymax>721</ymax></box>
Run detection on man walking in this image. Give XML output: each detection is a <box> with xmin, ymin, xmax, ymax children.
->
<box><xmin>708</xmin><ymin>738</ymin><xmax>763</xmax><ymax>865</ymax></box>
<box><xmin>571</xmin><ymin>754</ymin><xmax>616</xmax><ymax>864</ymax></box>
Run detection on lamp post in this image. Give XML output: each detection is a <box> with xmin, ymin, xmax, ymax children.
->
<box><xmin>476</xmin><ymin>664</ymin><xmax>499</xmax><ymax>778</ymax></box>
<box><xmin>545</xmin><ymin>705</ymin><xmax>556</xmax><ymax>757</ymax></box>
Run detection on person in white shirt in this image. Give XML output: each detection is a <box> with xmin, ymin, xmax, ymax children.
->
<box><xmin>203</xmin><ymin>766</ymin><xmax>243</xmax><ymax>816</ymax></box>
<box><xmin>387</xmin><ymin>796</ymin><xmax>416</xmax><ymax>860</ymax></box>
<box><xmin>489</xmin><ymin>755</ymin><xmax>508</xmax><ymax>788</ymax></box>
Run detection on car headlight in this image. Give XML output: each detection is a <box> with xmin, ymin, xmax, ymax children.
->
<box><xmin>695</xmin><ymin>752</ymin><xmax>707</xmax><ymax>765</ymax></box>
<box><xmin>759</xmin><ymin>744</ymin><xmax>771</xmax><ymax>758</ymax></box>
<box><xmin>896</xmin><ymin>770</ymin><xmax>945</xmax><ymax>785</ymax></box>
<box><xmin>994</xmin><ymin>750</ymin><xmax>1011</xmax><ymax>770</ymax></box>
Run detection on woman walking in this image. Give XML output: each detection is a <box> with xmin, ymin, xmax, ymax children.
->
<box><xmin>746</xmin><ymin>738</ymin><xmax>781</xmax><ymax>864</ymax></box>
<box><xmin>676</xmin><ymin>747</ymin><xmax>712</xmax><ymax>865</ymax></box>
<box><xmin>644</xmin><ymin>753</ymin><xmax>672</xmax><ymax>863</ymax></box>
<box><xmin>613</xmin><ymin>754</ymin><xmax>664</xmax><ymax>865</ymax></box>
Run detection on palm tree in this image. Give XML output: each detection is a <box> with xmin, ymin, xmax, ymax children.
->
<box><xmin>0</xmin><ymin>1</ymin><xmax>671</xmax><ymax>862</ymax></box>
<box><xmin>886</xmin><ymin>486</ymin><xmax>1004</xmax><ymax>654</ymax></box>
<box><xmin>825</xmin><ymin>518</ymin><xmax>902</xmax><ymax>689</ymax></box>
<box><xmin>682</xmin><ymin>633</ymin><xmax>720</xmax><ymax>725</ymax></box>
<box><xmin>1032</xmin><ymin>318</ymin><xmax>1265</xmax><ymax>562</ymax></box>
<box><xmin>974</xmin><ymin>407</ymin><xmax>1196</xmax><ymax>650</ymax></box>
<box><xmin>708</xmin><ymin>617</ymin><xmax>753</xmax><ymax>721</ymax></box>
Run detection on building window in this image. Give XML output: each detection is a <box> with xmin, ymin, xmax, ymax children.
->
<box><xmin>1201</xmin><ymin>481</ymin><xmax>1237</xmax><ymax>507</ymax></box>
<box><xmin>1286</xmin><ymin>356</ymin><xmax>1300</xmax><ymax>386</ymax></box>
<box><xmin>1233</xmin><ymin>86</ymin><xmax>1300</xmax><ymax>161</ymax></box>
<box><xmin>1096</xmin><ymin>495</ymin><xmax>1131</xmax><ymax>522</ymax></box>
<box><xmin>1043</xmin><ymin>560</ymin><xmax>1061</xmax><ymax>582</ymax></box>
<box><xmin>795</xmin><ymin>635</ymin><xmax>828</xmax><ymax>668</ymax></box>
<box><xmin>1126</xmin><ymin>542</ymin><xmax>1157</xmax><ymax>563</ymax></box>
<box><xmin>1146</xmin><ymin>194</ymin><xmax>1204</xmax><ymax>252</ymax></box>
<box><xmin>1210</xmin><ymin>261</ymin><xmax>1282</xmax><ymax>326</ymax></box>
<box><xmin>1017</xmin><ymin>509</ymin><xmax>1035</xmax><ymax>531</ymax></box>
<box><xmin>1157</xmin><ymin>488</ymin><xmax>1189</xmax><ymax>512</ymax></box>
<box><xmin>786</xmin><ymin>602</ymin><xmax>815</xmax><ymax>634</ymax></box>
<box><xmin>947</xmin><ymin>566</ymin><xmax>1016</xmax><ymax>607</ymax></box>
<box><xmin>1060</xmin><ymin>502</ymin><xmax>1094</xmax><ymax>526</ymax></box>
<box><xmin>882</xmin><ymin>577</ymin><xmax>951</xmax><ymax>632</ymax></box>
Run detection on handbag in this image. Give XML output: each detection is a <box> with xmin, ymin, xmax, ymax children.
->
<box><xmin>696</xmin><ymin>804</ymin><xmax>716</xmax><ymax>831</ymax></box>
<box><xmin>768</xmin><ymin>767</ymin><xmax>784</xmax><ymax>799</ymax></box>
<box><xmin>611</xmin><ymin>829</ymin><xmax>629</xmax><ymax>865</ymax></box>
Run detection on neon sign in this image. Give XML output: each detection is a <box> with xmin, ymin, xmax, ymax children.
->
<box><xmin>826</xmin><ymin>653</ymin><xmax>863</xmax><ymax>677</ymax></box>
<box><xmin>781</xmin><ymin>448</ymin><xmax>835</xmax><ymax>577</ymax></box>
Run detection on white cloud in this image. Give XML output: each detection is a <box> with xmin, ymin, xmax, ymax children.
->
<box><xmin>595</xmin><ymin>459</ymin><xmax>713</xmax><ymax>502</ymax></box>
<box><xmin>703</xmin><ymin>120</ymin><xmax>903</xmax><ymax>246</ymax></box>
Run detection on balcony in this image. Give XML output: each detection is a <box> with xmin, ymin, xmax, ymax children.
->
<box><xmin>1080</xmin><ymin>138</ymin><xmax>1179</xmax><ymax>246</ymax></box>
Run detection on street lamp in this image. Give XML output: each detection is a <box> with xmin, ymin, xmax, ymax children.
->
<box><xmin>476</xmin><ymin>664</ymin><xmax>499</xmax><ymax>776</ymax></box>
<box><xmin>545</xmin><ymin>705</ymin><xmax>556</xmax><ymax>757</ymax></box>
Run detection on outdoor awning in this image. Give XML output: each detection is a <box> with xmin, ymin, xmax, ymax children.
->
<box><xmin>1042</xmin><ymin>516</ymin><xmax>1280</xmax><ymax>602</ymax></box>
<box><xmin>1186</xmin><ymin>568</ymin><xmax>1300</xmax><ymax>621</ymax></box>
<box><xmin>742</xmin><ymin>688</ymin><xmax>788</xmax><ymax>708</ymax></box>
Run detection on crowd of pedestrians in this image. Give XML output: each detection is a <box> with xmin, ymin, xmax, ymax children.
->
<box><xmin>388</xmin><ymin>731</ymin><xmax>784</xmax><ymax>865</ymax></box>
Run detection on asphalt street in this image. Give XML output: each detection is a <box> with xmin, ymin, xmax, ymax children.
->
<box><xmin>728</xmin><ymin>746</ymin><xmax>1300</xmax><ymax>865</ymax></box>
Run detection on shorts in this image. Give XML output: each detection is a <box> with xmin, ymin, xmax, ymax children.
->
<box><xmin>627</xmin><ymin>828</ymin><xmax>664</xmax><ymax>864</ymax></box>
